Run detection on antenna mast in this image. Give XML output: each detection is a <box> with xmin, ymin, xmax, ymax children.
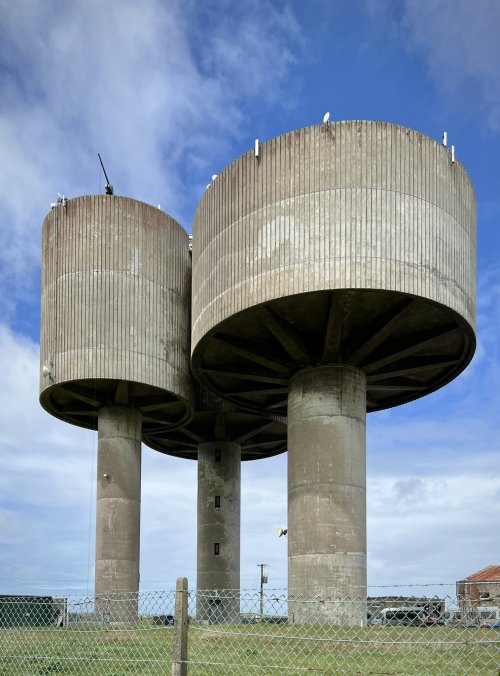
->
<box><xmin>98</xmin><ymin>153</ymin><xmax>114</xmax><ymax>195</ymax></box>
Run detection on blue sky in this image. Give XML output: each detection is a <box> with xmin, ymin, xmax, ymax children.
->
<box><xmin>0</xmin><ymin>0</ymin><xmax>499</xmax><ymax>596</ymax></box>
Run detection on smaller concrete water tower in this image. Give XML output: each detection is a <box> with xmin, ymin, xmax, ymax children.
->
<box><xmin>144</xmin><ymin>386</ymin><xmax>286</xmax><ymax>622</ymax></box>
<box><xmin>40</xmin><ymin>195</ymin><xmax>192</xmax><ymax>618</ymax></box>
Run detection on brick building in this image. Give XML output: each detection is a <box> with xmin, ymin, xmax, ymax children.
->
<box><xmin>457</xmin><ymin>566</ymin><xmax>500</xmax><ymax>607</ymax></box>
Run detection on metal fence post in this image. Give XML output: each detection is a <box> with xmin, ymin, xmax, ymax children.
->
<box><xmin>172</xmin><ymin>577</ymin><xmax>188</xmax><ymax>676</ymax></box>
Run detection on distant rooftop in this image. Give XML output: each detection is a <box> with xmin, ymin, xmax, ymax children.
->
<box><xmin>462</xmin><ymin>566</ymin><xmax>500</xmax><ymax>582</ymax></box>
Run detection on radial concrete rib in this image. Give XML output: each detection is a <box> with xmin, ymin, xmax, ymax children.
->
<box><xmin>362</xmin><ymin>325</ymin><xmax>458</xmax><ymax>374</ymax></box>
<box><xmin>161</xmin><ymin>441</ymin><xmax>198</xmax><ymax>452</ymax></box>
<box><xmin>227</xmin><ymin>387</ymin><xmax>288</xmax><ymax>397</ymax></box>
<box><xmin>258</xmin><ymin>304</ymin><xmax>311</xmax><ymax>365</ymax></box>
<box><xmin>176</xmin><ymin>427</ymin><xmax>206</xmax><ymax>443</ymax></box>
<box><xmin>142</xmin><ymin>413</ymin><xmax>180</xmax><ymax>425</ymax></box>
<box><xmin>140</xmin><ymin>401</ymin><xmax>176</xmax><ymax>413</ymax></box>
<box><xmin>114</xmin><ymin>381</ymin><xmax>129</xmax><ymax>405</ymax></box>
<box><xmin>212</xmin><ymin>335</ymin><xmax>293</xmax><ymax>374</ymax></box>
<box><xmin>367</xmin><ymin>357</ymin><xmax>460</xmax><ymax>381</ymax></box>
<box><xmin>233</xmin><ymin>421</ymin><xmax>275</xmax><ymax>444</ymax></box>
<box><xmin>321</xmin><ymin>293</ymin><xmax>344</xmax><ymax>363</ymax></box>
<box><xmin>266</xmin><ymin>399</ymin><xmax>288</xmax><ymax>411</ymax></box>
<box><xmin>346</xmin><ymin>298</ymin><xmax>415</xmax><ymax>366</ymax></box>
<box><xmin>201</xmin><ymin>367</ymin><xmax>288</xmax><ymax>385</ymax></box>
<box><xmin>244</xmin><ymin>440</ymin><xmax>285</xmax><ymax>450</ymax></box>
<box><xmin>61</xmin><ymin>385</ymin><xmax>101</xmax><ymax>407</ymax></box>
<box><xmin>60</xmin><ymin>409</ymin><xmax>96</xmax><ymax>417</ymax></box>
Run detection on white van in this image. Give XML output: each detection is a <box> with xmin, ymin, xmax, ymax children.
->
<box><xmin>371</xmin><ymin>607</ymin><xmax>427</xmax><ymax>627</ymax></box>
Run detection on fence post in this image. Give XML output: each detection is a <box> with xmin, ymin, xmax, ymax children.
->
<box><xmin>172</xmin><ymin>577</ymin><xmax>189</xmax><ymax>676</ymax></box>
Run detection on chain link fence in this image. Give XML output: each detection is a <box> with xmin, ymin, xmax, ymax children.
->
<box><xmin>0</xmin><ymin>582</ymin><xmax>499</xmax><ymax>674</ymax></box>
<box><xmin>0</xmin><ymin>590</ymin><xmax>176</xmax><ymax>674</ymax></box>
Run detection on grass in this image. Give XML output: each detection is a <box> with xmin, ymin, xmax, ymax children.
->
<box><xmin>0</xmin><ymin>620</ymin><xmax>498</xmax><ymax>675</ymax></box>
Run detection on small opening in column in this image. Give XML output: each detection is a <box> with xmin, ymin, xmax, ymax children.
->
<box><xmin>215</xmin><ymin>495</ymin><xmax>221</xmax><ymax>509</ymax></box>
<box><xmin>215</xmin><ymin>448</ymin><xmax>221</xmax><ymax>462</ymax></box>
<box><xmin>214</xmin><ymin>543</ymin><xmax>220</xmax><ymax>555</ymax></box>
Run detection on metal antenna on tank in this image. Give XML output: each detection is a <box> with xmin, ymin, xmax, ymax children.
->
<box><xmin>98</xmin><ymin>153</ymin><xmax>114</xmax><ymax>195</ymax></box>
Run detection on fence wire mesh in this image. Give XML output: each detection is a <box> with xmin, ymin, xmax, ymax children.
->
<box><xmin>0</xmin><ymin>590</ymin><xmax>176</xmax><ymax>674</ymax></box>
<box><xmin>0</xmin><ymin>584</ymin><xmax>499</xmax><ymax>674</ymax></box>
<box><xmin>189</xmin><ymin>586</ymin><xmax>500</xmax><ymax>675</ymax></box>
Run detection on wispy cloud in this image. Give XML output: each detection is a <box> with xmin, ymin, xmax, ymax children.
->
<box><xmin>401</xmin><ymin>0</ymin><xmax>500</xmax><ymax>132</ymax></box>
<box><xmin>0</xmin><ymin>0</ymin><xmax>498</xmax><ymax>595</ymax></box>
<box><xmin>0</xmin><ymin>323</ymin><xmax>198</xmax><ymax>593</ymax></box>
<box><xmin>0</xmin><ymin>0</ymin><xmax>304</xmax><ymax>321</ymax></box>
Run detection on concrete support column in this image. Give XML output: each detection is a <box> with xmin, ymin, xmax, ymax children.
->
<box><xmin>288</xmin><ymin>365</ymin><xmax>366</xmax><ymax>625</ymax></box>
<box><xmin>95</xmin><ymin>406</ymin><xmax>142</xmax><ymax>623</ymax></box>
<box><xmin>197</xmin><ymin>442</ymin><xmax>241</xmax><ymax>623</ymax></box>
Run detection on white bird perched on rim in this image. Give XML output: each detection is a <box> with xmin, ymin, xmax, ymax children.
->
<box><xmin>323</xmin><ymin>111</ymin><xmax>330</xmax><ymax>125</ymax></box>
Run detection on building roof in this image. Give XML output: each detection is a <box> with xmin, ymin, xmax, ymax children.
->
<box><xmin>463</xmin><ymin>566</ymin><xmax>500</xmax><ymax>582</ymax></box>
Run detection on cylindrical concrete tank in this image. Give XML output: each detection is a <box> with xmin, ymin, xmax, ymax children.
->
<box><xmin>40</xmin><ymin>195</ymin><xmax>193</xmax><ymax>610</ymax></box>
<box><xmin>191</xmin><ymin>121</ymin><xmax>475</xmax><ymax>415</ymax></box>
<box><xmin>40</xmin><ymin>195</ymin><xmax>192</xmax><ymax>431</ymax></box>
<box><xmin>191</xmin><ymin>121</ymin><xmax>476</xmax><ymax>622</ymax></box>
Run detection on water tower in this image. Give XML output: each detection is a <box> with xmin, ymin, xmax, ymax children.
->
<box><xmin>40</xmin><ymin>195</ymin><xmax>192</xmax><ymax>618</ymax></box>
<box><xmin>144</xmin><ymin>387</ymin><xmax>286</xmax><ymax>621</ymax></box>
<box><xmin>190</xmin><ymin>121</ymin><xmax>476</xmax><ymax>622</ymax></box>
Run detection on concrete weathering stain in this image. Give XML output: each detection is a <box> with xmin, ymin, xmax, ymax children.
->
<box><xmin>40</xmin><ymin>121</ymin><xmax>476</xmax><ymax>625</ymax></box>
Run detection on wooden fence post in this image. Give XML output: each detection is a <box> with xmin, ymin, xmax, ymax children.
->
<box><xmin>172</xmin><ymin>577</ymin><xmax>189</xmax><ymax>675</ymax></box>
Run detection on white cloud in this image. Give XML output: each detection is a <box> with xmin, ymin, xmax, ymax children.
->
<box><xmin>0</xmin><ymin>0</ymin><xmax>304</xmax><ymax>594</ymax></box>
<box><xmin>0</xmin><ymin>0</ymin><xmax>304</xmax><ymax>321</ymax></box>
<box><xmin>0</xmin><ymin>322</ymin><xmax>289</xmax><ymax>593</ymax></box>
<box><xmin>0</xmin><ymin>0</ymin><xmax>499</xmax><ymax>598</ymax></box>
<box><xmin>0</xmin><ymin>324</ymin><xmax>195</xmax><ymax>593</ymax></box>
<box><xmin>401</xmin><ymin>0</ymin><xmax>500</xmax><ymax>132</ymax></box>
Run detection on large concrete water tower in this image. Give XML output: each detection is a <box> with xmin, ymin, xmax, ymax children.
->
<box><xmin>40</xmin><ymin>195</ymin><xmax>192</xmax><ymax>616</ymax></box>
<box><xmin>190</xmin><ymin>121</ymin><xmax>476</xmax><ymax>622</ymax></box>
<box><xmin>144</xmin><ymin>387</ymin><xmax>286</xmax><ymax>621</ymax></box>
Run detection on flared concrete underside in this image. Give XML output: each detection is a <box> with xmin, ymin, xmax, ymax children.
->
<box><xmin>143</xmin><ymin>408</ymin><xmax>286</xmax><ymax>460</ymax></box>
<box><xmin>40</xmin><ymin>378</ymin><xmax>191</xmax><ymax>434</ymax></box>
<box><xmin>192</xmin><ymin>288</ymin><xmax>475</xmax><ymax>417</ymax></box>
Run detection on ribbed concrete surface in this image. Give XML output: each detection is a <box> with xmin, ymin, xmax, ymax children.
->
<box><xmin>197</xmin><ymin>441</ymin><xmax>241</xmax><ymax>622</ymax></box>
<box><xmin>143</xmin><ymin>384</ymin><xmax>287</xmax><ymax>460</ymax></box>
<box><xmin>193</xmin><ymin>121</ymin><xmax>475</xmax><ymax>346</ymax></box>
<box><xmin>40</xmin><ymin>195</ymin><xmax>192</xmax><ymax>431</ymax></box>
<box><xmin>191</xmin><ymin>121</ymin><xmax>476</xmax><ymax>414</ymax></box>
<box><xmin>95</xmin><ymin>406</ymin><xmax>142</xmax><ymax>610</ymax></box>
<box><xmin>288</xmin><ymin>365</ymin><xmax>366</xmax><ymax>624</ymax></box>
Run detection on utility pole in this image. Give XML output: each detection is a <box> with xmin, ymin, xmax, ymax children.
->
<box><xmin>258</xmin><ymin>564</ymin><xmax>268</xmax><ymax>616</ymax></box>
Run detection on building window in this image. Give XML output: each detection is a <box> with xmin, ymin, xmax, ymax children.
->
<box><xmin>215</xmin><ymin>495</ymin><xmax>221</xmax><ymax>509</ymax></box>
<box><xmin>479</xmin><ymin>592</ymin><xmax>490</xmax><ymax>600</ymax></box>
<box><xmin>215</xmin><ymin>448</ymin><xmax>221</xmax><ymax>462</ymax></box>
<box><xmin>214</xmin><ymin>543</ymin><xmax>220</xmax><ymax>555</ymax></box>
